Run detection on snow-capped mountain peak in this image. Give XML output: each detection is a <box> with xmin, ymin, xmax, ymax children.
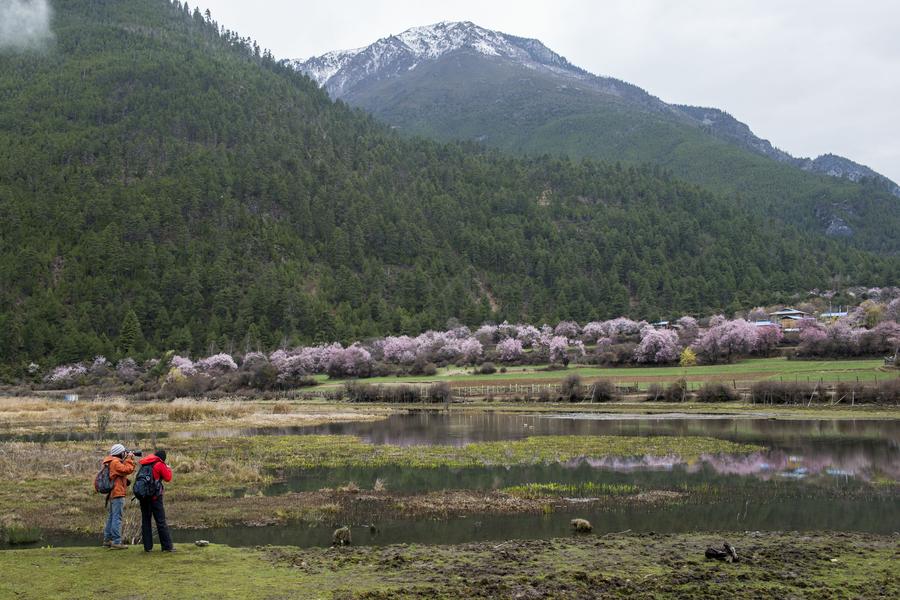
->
<box><xmin>290</xmin><ymin>21</ymin><xmax>580</xmax><ymax>98</ymax></box>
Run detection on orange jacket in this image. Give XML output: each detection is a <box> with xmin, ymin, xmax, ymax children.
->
<box><xmin>102</xmin><ymin>455</ymin><xmax>135</xmax><ymax>498</ymax></box>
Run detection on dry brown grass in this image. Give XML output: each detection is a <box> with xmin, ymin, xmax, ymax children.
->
<box><xmin>271</xmin><ymin>402</ymin><xmax>291</xmax><ymax>415</ymax></box>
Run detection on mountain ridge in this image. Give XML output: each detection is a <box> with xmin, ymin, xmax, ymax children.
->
<box><xmin>293</xmin><ymin>21</ymin><xmax>900</xmax><ymax>202</ymax></box>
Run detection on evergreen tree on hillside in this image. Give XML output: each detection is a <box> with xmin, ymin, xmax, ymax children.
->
<box><xmin>118</xmin><ymin>309</ymin><xmax>142</xmax><ymax>357</ymax></box>
<box><xmin>0</xmin><ymin>0</ymin><xmax>896</xmax><ymax>370</ymax></box>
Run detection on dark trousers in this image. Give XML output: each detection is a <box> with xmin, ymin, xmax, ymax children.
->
<box><xmin>139</xmin><ymin>495</ymin><xmax>173</xmax><ymax>551</ymax></box>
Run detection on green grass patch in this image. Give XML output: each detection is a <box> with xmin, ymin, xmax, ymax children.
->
<box><xmin>319</xmin><ymin>357</ymin><xmax>898</xmax><ymax>388</ymax></box>
<box><xmin>502</xmin><ymin>482</ymin><xmax>639</xmax><ymax>498</ymax></box>
<box><xmin>1</xmin><ymin>524</ymin><xmax>42</xmax><ymax>545</ymax></box>
<box><xmin>210</xmin><ymin>434</ymin><xmax>764</xmax><ymax>469</ymax></box>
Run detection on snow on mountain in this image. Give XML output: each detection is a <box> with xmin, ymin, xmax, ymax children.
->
<box><xmin>292</xmin><ymin>21</ymin><xmax>900</xmax><ymax>196</ymax></box>
<box><xmin>290</xmin><ymin>21</ymin><xmax>585</xmax><ymax>98</ymax></box>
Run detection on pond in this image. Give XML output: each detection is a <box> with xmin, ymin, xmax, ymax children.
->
<box><xmin>16</xmin><ymin>495</ymin><xmax>899</xmax><ymax>550</ymax></box>
<box><xmin>3</xmin><ymin>412</ymin><xmax>898</xmax><ymax>549</ymax></box>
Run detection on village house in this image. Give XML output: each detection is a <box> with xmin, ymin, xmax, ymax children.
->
<box><xmin>819</xmin><ymin>310</ymin><xmax>848</xmax><ymax>323</ymax></box>
<box><xmin>768</xmin><ymin>308</ymin><xmax>814</xmax><ymax>332</ymax></box>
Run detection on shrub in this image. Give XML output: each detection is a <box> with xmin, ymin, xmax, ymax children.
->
<box><xmin>250</xmin><ymin>363</ymin><xmax>279</xmax><ymax>390</ymax></box>
<box><xmin>478</xmin><ymin>362</ymin><xmax>497</xmax><ymax>375</ymax></box>
<box><xmin>410</xmin><ymin>358</ymin><xmax>437</xmax><ymax>376</ymax></box>
<box><xmin>695</xmin><ymin>383</ymin><xmax>739</xmax><ymax>403</ymax></box>
<box><xmin>835</xmin><ymin>380</ymin><xmax>900</xmax><ymax>405</ymax></box>
<box><xmin>588</xmin><ymin>380</ymin><xmax>619</xmax><ymax>402</ymax></box>
<box><xmin>427</xmin><ymin>382</ymin><xmax>452</xmax><ymax>403</ymax></box>
<box><xmin>345</xmin><ymin>382</ymin><xmax>448</xmax><ymax>403</ymax></box>
<box><xmin>749</xmin><ymin>381</ymin><xmax>816</xmax><ymax>404</ymax></box>
<box><xmin>161</xmin><ymin>373</ymin><xmax>211</xmax><ymax>398</ymax></box>
<box><xmin>646</xmin><ymin>379</ymin><xmax>690</xmax><ymax>402</ymax></box>
<box><xmin>679</xmin><ymin>348</ymin><xmax>697</xmax><ymax>368</ymax></box>
<box><xmin>596</xmin><ymin>342</ymin><xmax>638</xmax><ymax>365</ymax></box>
<box><xmin>645</xmin><ymin>384</ymin><xmax>664</xmax><ymax>401</ymax></box>
<box><xmin>560</xmin><ymin>374</ymin><xmax>583</xmax><ymax>402</ymax></box>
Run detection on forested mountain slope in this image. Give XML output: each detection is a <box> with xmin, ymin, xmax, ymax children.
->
<box><xmin>0</xmin><ymin>1</ymin><xmax>896</xmax><ymax>368</ymax></box>
<box><xmin>296</xmin><ymin>22</ymin><xmax>900</xmax><ymax>252</ymax></box>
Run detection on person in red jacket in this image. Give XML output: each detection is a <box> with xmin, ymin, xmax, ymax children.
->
<box><xmin>137</xmin><ymin>449</ymin><xmax>174</xmax><ymax>552</ymax></box>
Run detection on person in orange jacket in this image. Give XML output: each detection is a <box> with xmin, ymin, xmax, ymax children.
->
<box><xmin>102</xmin><ymin>443</ymin><xmax>135</xmax><ymax>549</ymax></box>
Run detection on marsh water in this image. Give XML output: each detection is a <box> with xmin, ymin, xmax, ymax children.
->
<box><xmin>4</xmin><ymin>412</ymin><xmax>899</xmax><ymax>549</ymax></box>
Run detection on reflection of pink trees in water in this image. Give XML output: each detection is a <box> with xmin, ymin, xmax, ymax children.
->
<box><xmin>580</xmin><ymin>449</ymin><xmax>899</xmax><ymax>482</ymax></box>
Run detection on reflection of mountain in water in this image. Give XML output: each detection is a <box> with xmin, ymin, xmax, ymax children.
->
<box><xmin>582</xmin><ymin>448</ymin><xmax>898</xmax><ymax>483</ymax></box>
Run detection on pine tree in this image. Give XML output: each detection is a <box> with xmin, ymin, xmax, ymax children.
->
<box><xmin>118</xmin><ymin>309</ymin><xmax>142</xmax><ymax>356</ymax></box>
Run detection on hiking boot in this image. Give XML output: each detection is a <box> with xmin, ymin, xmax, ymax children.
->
<box><xmin>102</xmin><ymin>540</ymin><xmax>112</xmax><ymax>547</ymax></box>
<box><xmin>109</xmin><ymin>543</ymin><xmax>129</xmax><ymax>550</ymax></box>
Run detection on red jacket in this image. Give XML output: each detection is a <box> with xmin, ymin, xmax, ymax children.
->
<box><xmin>139</xmin><ymin>454</ymin><xmax>172</xmax><ymax>498</ymax></box>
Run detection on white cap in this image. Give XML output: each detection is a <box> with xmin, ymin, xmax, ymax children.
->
<box><xmin>109</xmin><ymin>444</ymin><xmax>126</xmax><ymax>456</ymax></box>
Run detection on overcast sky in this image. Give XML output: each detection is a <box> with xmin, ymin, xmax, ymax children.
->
<box><xmin>196</xmin><ymin>0</ymin><xmax>900</xmax><ymax>182</ymax></box>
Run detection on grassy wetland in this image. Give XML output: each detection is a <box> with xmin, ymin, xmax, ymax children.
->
<box><xmin>1</xmin><ymin>393</ymin><xmax>898</xmax><ymax>598</ymax></box>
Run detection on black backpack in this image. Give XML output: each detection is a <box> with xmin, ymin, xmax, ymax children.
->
<box><xmin>133</xmin><ymin>462</ymin><xmax>161</xmax><ymax>499</ymax></box>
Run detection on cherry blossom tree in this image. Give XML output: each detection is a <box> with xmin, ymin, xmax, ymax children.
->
<box><xmin>496</xmin><ymin>338</ymin><xmax>524</xmax><ymax>362</ymax></box>
<box><xmin>116</xmin><ymin>358</ymin><xmax>139</xmax><ymax>383</ymax></box>
<box><xmin>634</xmin><ymin>329</ymin><xmax>680</xmax><ymax>364</ymax></box>
<box><xmin>497</xmin><ymin>321</ymin><xmax>518</xmax><ymax>340</ymax></box>
<box><xmin>797</xmin><ymin>320</ymin><xmax>828</xmax><ymax>355</ymax></box>
<box><xmin>46</xmin><ymin>363</ymin><xmax>87</xmax><ymax>386</ymax></box>
<box><xmin>516</xmin><ymin>325</ymin><xmax>541</xmax><ymax>348</ymax></box>
<box><xmin>458</xmin><ymin>337</ymin><xmax>483</xmax><ymax>364</ymax></box>
<box><xmin>747</xmin><ymin>307</ymin><xmax>768</xmax><ymax>322</ymax></box>
<box><xmin>754</xmin><ymin>325</ymin><xmax>783</xmax><ymax>356</ymax></box>
<box><xmin>474</xmin><ymin>324</ymin><xmax>498</xmax><ymax>344</ymax></box>
<box><xmin>571</xmin><ymin>340</ymin><xmax>586</xmax><ymax>360</ymax></box>
<box><xmin>581</xmin><ymin>321</ymin><xmax>605</xmax><ymax>343</ymax></box>
<box><xmin>859</xmin><ymin>320</ymin><xmax>900</xmax><ymax>356</ymax></box>
<box><xmin>548</xmin><ymin>336</ymin><xmax>569</xmax><ymax>364</ymax></box>
<box><xmin>240</xmin><ymin>351</ymin><xmax>268</xmax><ymax>369</ymax></box>
<box><xmin>196</xmin><ymin>353</ymin><xmax>238</xmax><ymax>374</ymax></box>
<box><xmin>885</xmin><ymin>298</ymin><xmax>900</xmax><ymax>322</ymax></box>
<box><xmin>554</xmin><ymin>321</ymin><xmax>580</xmax><ymax>338</ymax></box>
<box><xmin>675</xmin><ymin>316</ymin><xmax>699</xmax><ymax>345</ymax></box>
<box><xmin>693</xmin><ymin>319</ymin><xmax>757</xmax><ymax>363</ymax></box>
<box><xmin>326</xmin><ymin>344</ymin><xmax>373</xmax><ymax>378</ymax></box>
<box><xmin>603</xmin><ymin>317</ymin><xmax>642</xmax><ymax>341</ymax></box>
<box><xmin>170</xmin><ymin>355</ymin><xmax>197</xmax><ymax>376</ymax></box>
<box><xmin>380</xmin><ymin>336</ymin><xmax>417</xmax><ymax>364</ymax></box>
<box><xmin>708</xmin><ymin>314</ymin><xmax>727</xmax><ymax>328</ymax></box>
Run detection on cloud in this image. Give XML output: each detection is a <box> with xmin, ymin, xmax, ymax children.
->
<box><xmin>0</xmin><ymin>0</ymin><xmax>54</xmax><ymax>51</ymax></box>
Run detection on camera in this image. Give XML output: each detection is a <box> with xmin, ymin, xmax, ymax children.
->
<box><xmin>128</xmin><ymin>450</ymin><xmax>143</xmax><ymax>457</ymax></box>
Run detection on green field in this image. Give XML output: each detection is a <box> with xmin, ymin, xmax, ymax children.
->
<box><xmin>1</xmin><ymin>533</ymin><xmax>896</xmax><ymax>599</ymax></box>
<box><xmin>315</xmin><ymin>357</ymin><xmax>897</xmax><ymax>389</ymax></box>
